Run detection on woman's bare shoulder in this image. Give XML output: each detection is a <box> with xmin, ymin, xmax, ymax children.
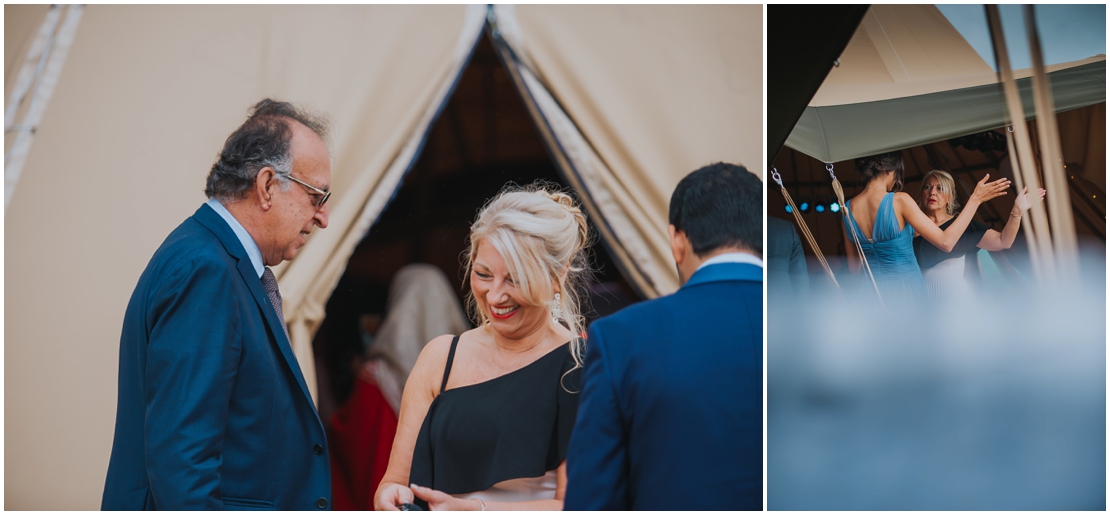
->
<box><xmin>892</xmin><ymin>191</ymin><xmax>918</xmax><ymax>212</ymax></box>
<box><xmin>409</xmin><ymin>334</ymin><xmax>460</xmax><ymax>387</ymax></box>
<box><xmin>893</xmin><ymin>191</ymin><xmax>916</xmax><ymax>204</ymax></box>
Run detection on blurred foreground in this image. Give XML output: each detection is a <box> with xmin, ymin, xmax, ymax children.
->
<box><xmin>768</xmin><ymin>249</ymin><xmax>1106</xmax><ymax>510</ymax></box>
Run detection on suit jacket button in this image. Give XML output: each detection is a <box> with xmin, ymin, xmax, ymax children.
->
<box><xmin>314</xmin><ymin>444</ymin><xmax>324</xmax><ymax>455</ymax></box>
<box><xmin>317</xmin><ymin>497</ymin><xmax>328</xmax><ymax>509</ymax></box>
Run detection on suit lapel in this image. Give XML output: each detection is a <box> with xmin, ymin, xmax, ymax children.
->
<box><xmin>193</xmin><ymin>204</ymin><xmax>321</xmax><ymax>416</ymax></box>
<box><xmin>683</xmin><ymin>262</ymin><xmax>763</xmax><ymax>289</ymax></box>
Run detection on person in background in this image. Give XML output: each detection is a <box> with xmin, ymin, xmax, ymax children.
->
<box><xmin>767</xmin><ymin>215</ymin><xmax>809</xmax><ymax>301</ymax></box>
<box><xmin>373</xmin><ymin>184</ymin><xmax>592</xmax><ymax>510</ymax></box>
<box><xmin>842</xmin><ymin>151</ymin><xmax>1010</xmax><ymax>302</ymax></box>
<box><xmin>913</xmin><ymin>169</ymin><xmax>1044</xmax><ymax>300</ymax></box>
<box><xmin>329</xmin><ymin>264</ymin><xmax>470</xmax><ymax>510</ymax></box>
<box><xmin>564</xmin><ymin>163</ymin><xmax>764</xmax><ymax>510</ymax></box>
<box><xmin>102</xmin><ymin>99</ymin><xmax>334</xmax><ymax>509</ymax></box>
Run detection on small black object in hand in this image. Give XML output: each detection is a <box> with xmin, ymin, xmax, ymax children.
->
<box><xmin>398</xmin><ymin>503</ymin><xmax>423</xmax><ymax>511</ymax></box>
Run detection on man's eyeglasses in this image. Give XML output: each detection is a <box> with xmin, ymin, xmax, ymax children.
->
<box><xmin>285</xmin><ymin>174</ymin><xmax>331</xmax><ymax>209</ymax></box>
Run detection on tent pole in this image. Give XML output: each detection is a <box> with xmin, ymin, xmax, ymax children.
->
<box><xmin>1003</xmin><ymin>127</ymin><xmax>1043</xmax><ymax>283</ymax></box>
<box><xmin>985</xmin><ymin>5</ymin><xmax>1055</xmax><ymax>286</ymax></box>
<box><xmin>1023</xmin><ymin>5</ymin><xmax>1081</xmax><ymax>286</ymax></box>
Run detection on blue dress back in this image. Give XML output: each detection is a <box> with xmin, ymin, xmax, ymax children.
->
<box><xmin>845</xmin><ymin>192</ymin><xmax>926</xmax><ymax>301</ymax></box>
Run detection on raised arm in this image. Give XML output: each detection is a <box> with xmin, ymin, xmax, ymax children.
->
<box><xmin>373</xmin><ymin>334</ymin><xmax>453</xmax><ymax>511</ymax></box>
<box><xmin>898</xmin><ymin>174</ymin><xmax>1010</xmax><ymax>253</ymax></box>
<box><xmin>978</xmin><ymin>186</ymin><xmax>1046</xmax><ymax>251</ymax></box>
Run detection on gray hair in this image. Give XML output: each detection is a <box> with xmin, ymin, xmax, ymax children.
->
<box><xmin>205</xmin><ymin>99</ymin><xmax>330</xmax><ymax>202</ymax></box>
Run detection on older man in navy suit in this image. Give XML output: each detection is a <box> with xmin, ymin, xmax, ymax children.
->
<box><xmin>103</xmin><ymin>100</ymin><xmax>334</xmax><ymax>510</ymax></box>
<box><xmin>565</xmin><ymin>163</ymin><xmax>763</xmax><ymax>510</ymax></box>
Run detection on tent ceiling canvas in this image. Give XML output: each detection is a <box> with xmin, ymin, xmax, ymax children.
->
<box><xmin>766</xmin><ymin>4</ymin><xmax>868</xmax><ymax>167</ymax></box>
<box><xmin>786</xmin><ymin>60</ymin><xmax>1106</xmax><ymax>165</ymax></box>
<box><xmin>813</xmin><ymin>5</ymin><xmax>995</xmax><ymax>107</ymax></box>
<box><xmin>782</xmin><ymin>4</ymin><xmax>1107</xmax><ymax>165</ymax></box>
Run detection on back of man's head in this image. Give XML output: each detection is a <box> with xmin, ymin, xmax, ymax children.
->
<box><xmin>669</xmin><ymin>162</ymin><xmax>762</xmax><ymax>256</ymax></box>
<box><xmin>205</xmin><ymin>99</ymin><xmax>330</xmax><ymax>202</ymax></box>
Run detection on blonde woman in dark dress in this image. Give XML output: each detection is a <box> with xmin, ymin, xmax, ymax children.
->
<box><xmin>373</xmin><ymin>184</ymin><xmax>590</xmax><ymax>511</ymax></box>
<box><xmin>913</xmin><ymin>169</ymin><xmax>1045</xmax><ymax>300</ymax></box>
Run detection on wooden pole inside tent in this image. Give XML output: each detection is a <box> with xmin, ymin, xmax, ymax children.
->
<box><xmin>1023</xmin><ymin>5</ymin><xmax>1081</xmax><ymax>285</ymax></box>
<box><xmin>1004</xmin><ymin>127</ymin><xmax>1043</xmax><ymax>282</ymax></box>
<box><xmin>985</xmin><ymin>5</ymin><xmax>1055</xmax><ymax>286</ymax></box>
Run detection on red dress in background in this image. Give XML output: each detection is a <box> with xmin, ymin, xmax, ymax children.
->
<box><xmin>328</xmin><ymin>374</ymin><xmax>398</xmax><ymax>511</ymax></box>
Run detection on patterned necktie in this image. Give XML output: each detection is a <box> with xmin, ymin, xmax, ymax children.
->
<box><xmin>261</xmin><ymin>267</ymin><xmax>290</xmax><ymax>341</ymax></box>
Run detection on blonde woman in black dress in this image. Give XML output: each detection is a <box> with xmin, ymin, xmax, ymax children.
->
<box><xmin>373</xmin><ymin>184</ymin><xmax>590</xmax><ymax>511</ymax></box>
<box><xmin>913</xmin><ymin>169</ymin><xmax>1045</xmax><ymax>300</ymax></box>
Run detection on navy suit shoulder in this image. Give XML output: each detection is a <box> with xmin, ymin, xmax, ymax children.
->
<box><xmin>134</xmin><ymin>217</ymin><xmax>239</xmax><ymax>322</ymax></box>
<box><xmin>103</xmin><ymin>204</ymin><xmax>330</xmax><ymax>510</ymax></box>
<box><xmin>565</xmin><ymin>263</ymin><xmax>763</xmax><ymax>510</ymax></box>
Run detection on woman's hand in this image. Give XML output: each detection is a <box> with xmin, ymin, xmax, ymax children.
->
<box><xmin>411</xmin><ymin>484</ymin><xmax>483</xmax><ymax>511</ymax></box>
<box><xmin>968</xmin><ymin>174</ymin><xmax>1011</xmax><ymax>205</ymax></box>
<box><xmin>375</xmin><ymin>482</ymin><xmax>416</xmax><ymax>511</ymax></box>
<box><xmin>1013</xmin><ymin>186</ymin><xmax>1046</xmax><ymax>214</ymax></box>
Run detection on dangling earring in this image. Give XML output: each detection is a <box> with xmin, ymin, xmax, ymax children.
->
<box><xmin>551</xmin><ymin>292</ymin><xmax>562</xmax><ymax>322</ymax></box>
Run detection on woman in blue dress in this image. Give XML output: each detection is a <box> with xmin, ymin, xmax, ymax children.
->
<box><xmin>842</xmin><ymin>151</ymin><xmax>1010</xmax><ymax>302</ymax></box>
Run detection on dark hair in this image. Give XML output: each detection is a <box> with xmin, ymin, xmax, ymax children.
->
<box><xmin>204</xmin><ymin>99</ymin><xmax>331</xmax><ymax>201</ymax></box>
<box><xmin>855</xmin><ymin>150</ymin><xmax>904</xmax><ymax>192</ymax></box>
<box><xmin>668</xmin><ymin>162</ymin><xmax>762</xmax><ymax>255</ymax></box>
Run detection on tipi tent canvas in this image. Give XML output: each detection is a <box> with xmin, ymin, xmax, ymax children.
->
<box><xmin>4</xmin><ymin>5</ymin><xmax>761</xmax><ymax>509</ymax></box>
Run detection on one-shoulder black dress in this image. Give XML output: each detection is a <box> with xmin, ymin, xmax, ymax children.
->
<box><xmin>409</xmin><ymin>336</ymin><xmax>580</xmax><ymax>508</ymax></box>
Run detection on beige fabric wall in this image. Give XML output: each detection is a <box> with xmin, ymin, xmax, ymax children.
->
<box><xmin>496</xmin><ymin>5</ymin><xmax>762</xmax><ymax>296</ymax></box>
<box><xmin>4</xmin><ymin>5</ymin><xmax>49</xmax><ymax>102</ymax></box>
<box><xmin>4</xmin><ymin>5</ymin><xmax>479</xmax><ymax>509</ymax></box>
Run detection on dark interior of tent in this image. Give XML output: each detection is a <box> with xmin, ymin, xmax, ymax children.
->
<box><xmin>312</xmin><ymin>31</ymin><xmax>642</xmax><ymax>418</ymax></box>
<box><xmin>769</xmin><ymin>105</ymin><xmax>1106</xmax><ymax>291</ymax></box>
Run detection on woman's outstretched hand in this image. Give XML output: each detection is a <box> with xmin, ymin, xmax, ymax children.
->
<box><xmin>411</xmin><ymin>484</ymin><xmax>482</xmax><ymax>511</ymax></box>
<box><xmin>1013</xmin><ymin>186</ymin><xmax>1047</xmax><ymax>213</ymax></box>
<box><xmin>969</xmin><ymin>174</ymin><xmax>1012</xmax><ymax>205</ymax></box>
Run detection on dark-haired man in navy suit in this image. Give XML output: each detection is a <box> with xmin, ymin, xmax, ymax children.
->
<box><xmin>565</xmin><ymin>162</ymin><xmax>763</xmax><ymax>510</ymax></box>
<box><xmin>103</xmin><ymin>100</ymin><xmax>335</xmax><ymax>510</ymax></box>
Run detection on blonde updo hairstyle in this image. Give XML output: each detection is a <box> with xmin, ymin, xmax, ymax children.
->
<box><xmin>463</xmin><ymin>182</ymin><xmax>593</xmax><ymax>371</ymax></box>
<box><xmin>918</xmin><ymin>169</ymin><xmax>960</xmax><ymax>216</ymax></box>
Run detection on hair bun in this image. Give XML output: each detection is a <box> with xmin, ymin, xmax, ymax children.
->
<box><xmin>546</xmin><ymin>191</ymin><xmax>575</xmax><ymax>209</ymax></box>
<box><xmin>545</xmin><ymin>191</ymin><xmax>589</xmax><ymax>252</ymax></box>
